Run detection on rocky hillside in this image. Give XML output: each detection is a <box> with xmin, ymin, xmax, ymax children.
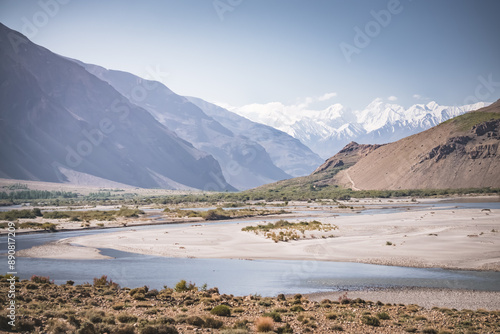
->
<box><xmin>313</xmin><ymin>142</ymin><xmax>382</xmax><ymax>174</ymax></box>
<box><xmin>334</xmin><ymin>101</ymin><xmax>500</xmax><ymax>190</ymax></box>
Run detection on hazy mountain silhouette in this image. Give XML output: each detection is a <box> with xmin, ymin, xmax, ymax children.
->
<box><xmin>0</xmin><ymin>23</ymin><xmax>234</xmax><ymax>191</ymax></box>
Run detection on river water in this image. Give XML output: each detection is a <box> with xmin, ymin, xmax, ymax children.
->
<box><xmin>1</xmin><ymin>200</ymin><xmax>499</xmax><ymax>296</ymax></box>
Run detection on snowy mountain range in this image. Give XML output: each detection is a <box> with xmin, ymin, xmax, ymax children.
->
<box><xmin>227</xmin><ymin>99</ymin><xmax>490</xmax><ymax>159</ymax></box>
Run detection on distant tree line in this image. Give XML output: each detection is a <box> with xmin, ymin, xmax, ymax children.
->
<box><xmin>0</xmin><ymin>190</ymin><xmax>78</xmax><ymax>200</ymax></box>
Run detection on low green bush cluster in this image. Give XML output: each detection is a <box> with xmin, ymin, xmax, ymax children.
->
<box><xmin>242</xmin><ymin>219</ymin><xmax>337</xmax><ymax>242</ymax></box>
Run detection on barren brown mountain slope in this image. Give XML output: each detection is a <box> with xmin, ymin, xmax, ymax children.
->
<box><xmin>313</xmin><ymin>141</ymin><xmax>382</xmax><ymax>174</ymax></box>
<box><xmin>334</xmin><ymin>100</ymin><xmax>500</xmax><ymax>190</ymax></box>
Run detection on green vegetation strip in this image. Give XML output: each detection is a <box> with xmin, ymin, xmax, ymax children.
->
<box><xmin>165</xmin><ymin>207</ymin><xmax>287</xmax><ymax>221</ymax></box>
<box><xmin>444</xmin><ymin>111</ymin><xmax>500</xmax><ymax>131</ymax></box>
<box><xmin>0</xmin><ymin>207</ymin><xmax>144</xmax><ymax>222</ymax></box>
<box><xmin>242</xmin><ymin>219</ymin><xmax>337</xmax><ymax>242</ymax></box>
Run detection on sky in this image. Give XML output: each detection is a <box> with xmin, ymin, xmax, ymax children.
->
<box><xmin>1</xmin><ymin>0</ymin><xmax>499</xmax><ymax>113</ymax></box>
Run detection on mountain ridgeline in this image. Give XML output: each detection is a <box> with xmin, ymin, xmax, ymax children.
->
<box><xmin>1</xmin><ymin>22</ymin><xmax>497</xmax><ymax>193</ymax></box>
<box><xmin>333</xmin><ymin>100</ymin><xmax>500</xmax><ymax>190</ymax></box>
<box><xmin>0</xmin><ymin>23</ymin><xmax>235</xmax><ymax>190</ymax></box>
<box><xmin>0</xmin><ymin>23</ymin><xmax>325</xmax><ymax>190</ymax></box>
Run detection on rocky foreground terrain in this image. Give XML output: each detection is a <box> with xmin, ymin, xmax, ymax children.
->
<box><xmin>1</xmin><ymin>277</ymin><xmax>499</xmax><ymax>334</ymax></box>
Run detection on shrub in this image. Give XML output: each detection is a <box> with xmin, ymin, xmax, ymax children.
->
<box><xmin>41</xmin><ymin>222</ymin><xmax>57</xmax><ymax>231</ymax></box>
<box><xmin>112</xmin><ymin>325</ymin><xmax>136</xmax><ymax>334</ymax></box>
<box><xmin>46</xmin><ymin>319</ymin><xmax>74</xmax><ymax>334</ymax></box>
<box><xmin>157</xmin><ymin>317</ymin><xmax>175</xmax><ymax>325</ymax></box>
<box><xmin>421</xmin><ymin>329</ymin><xmax>437</xmax><ymax>334</ymax></box>
<box><xmin>66</xmin><ymin>280</ymin><xmax>75</xmax><ymax>286</ymax></box>
<box><xmin>31</xmin><ymin>275</ymin><xmax>53</xmax><ymax>284</ymax></box>
<box><xmin>156</xmin><ymin>325</ymin><xmax>179</xmax><ymax>334</ymax></box>
<box><xmin>331</xmin><ymin>324</ymin><xmax>344</xmax><ymax>331</ymax></box>
<box><xmin>290</xmin><ymin>305</ymin><xmax>305</xmax><ymax>312</ymax></box>
<box><xmin>92</xmin><ymin>275</ymin><xmax>119</xmax><ymax>289</ymax></box>
<box><xmin>376</xmin><ymin>312</ymin><xmax>390</xmax><ymax>320</ymax></box>
<box><xmin>361</xmin><ymin>315</ymin><xmax>380</xmax><ymax>327</ymax></box>
<box><xmin>404</xmin><ymin>328</ymin><xmax>417</xmax><ymax>333</ymax></box>
<box><xmin>276</xmin><ymin>323</ymin><xmax>293</xmax><ymax>333</ymax></box>
<box><xmin>255</xmin><ymin>317</ymin><xmax>274</xmax><ymax>332</ymax></box>
<box><xmin>211</xmin><ymin>305</ymin><xmax>231</xmax><ymax>317</ymax></box>
<box><xmin>185</xmin><ymin>316</ymin><xmax>205</xmax><ymax>327</ymax></box>
<box><xmin>203</xmin><ymin>317</ymin><xmax>223</xmax><ymax>329</ymax></box>
<box><xmin>26</xmin><ymin>283</ymin><xmax>38</xmax><ymax>290</ymax></box>
<box><xmin>174</xmin><ymin>280</ymin><xmax>196</xmax><ymax>292</ymax></box>
<box><xmin>140</xmin><ymin>326</ymin><xmax>157</xmax><ymax>334</ymax></box>
<box><xmin>326</xmin><ymin>312</ymin><xmax>337</xmax><ymax>320</ymax></box>
<box><xmin>112</xmin><ymin>304</ymin><xmax>125</xmax><ymax>311</ymax></box>
<box><xmin>33</xmin><ymin>207</ymin><xmax>43</xmax><ymax>216</ymax></box>
<box><xmin>116</xmin><ymin>313</ymin><xmax>137</xmax><ymax>323</ymax></box>
<box><xmin>263</xmin><ymin>312</ymin><xmax>282</xmax><ymax>323</ymax></box>
<box><xmin>77</xmin><ymin>322</ymin><xmax>96</xmax><ymax>334</ymax></box>
<box><xmin>86</xmin><ymin>310</ymin><xmax>104</xmax><ymax>324</ymax></box>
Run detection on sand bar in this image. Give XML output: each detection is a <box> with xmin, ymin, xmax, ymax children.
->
<box><xmin>19</xmin><ymin>204</ymin><xmax>500</xmax><ymax>271</ymax></box>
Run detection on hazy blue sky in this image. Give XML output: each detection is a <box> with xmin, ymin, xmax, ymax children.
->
<box><xmin>1</xmin><ymin>0</ymin><xmax>499</xmax><ymax>110</ymax></box>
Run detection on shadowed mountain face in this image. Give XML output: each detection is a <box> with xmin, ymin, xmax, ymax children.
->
<box><xmin>80</xmin><ymin>63</ymin><xmax>291</xmax><ymax>190</ymax></box>
<box><xmin>186</xmin><ymin>97</ymin><xmax>324</xmax><ymax>177</ymax></box>
<box><xmin>333</xmin><ymin>101</ymin><xmax>500</xmax><ymax>190</ymax></box>
<box><xmin>0</xmin><ymin>23</ymin><xmax>234</xmax><ymax>191</ymax></box>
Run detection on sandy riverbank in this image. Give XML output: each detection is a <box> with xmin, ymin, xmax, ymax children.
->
<box><xmin>18</xmin><ymin>204</ymin><xmax>500</xmax><ymax>271</ymax></box>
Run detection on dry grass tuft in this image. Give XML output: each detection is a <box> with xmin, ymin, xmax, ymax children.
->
<box><xmin>255</xmin><ymin>316</ymin><xmax>274</xmax><ymax>332</ymax></box>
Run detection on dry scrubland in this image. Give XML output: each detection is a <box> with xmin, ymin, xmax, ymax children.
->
<box><xmin>1</xmin><ymin>277</ymin><xmax>499</xmax><ymax>334</ymax></box>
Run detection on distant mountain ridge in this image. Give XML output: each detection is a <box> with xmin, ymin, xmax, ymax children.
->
<box><xmin>0</xmin><ymin>23</ymin><xmax>234</xmax><ymax>190</ymax></box>
<box><xmin>333</xmin><ymin>101</ymin><xmax>500</xmax><ymax>190</ymax></box>
<box><xmin>230</xmin><ymin>99</ymin><xmax>489</xmax><ymax>159</ymax></box>
<box><xmin>186</xmin><ymin>97</ymin><xmax>324</xmax><ymax>178</ymax></box>
<box><xmin>79</xmin><ymin>62</ymin><xmax>294</xmax><ymax>190</ymax></box>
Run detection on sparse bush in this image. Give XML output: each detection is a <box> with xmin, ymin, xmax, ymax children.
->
<box><xmin>111</xmin><ymin>325</ymin><xmax>136</xmax><ymax>334</ymax></box>
<box><xmin>116</xmin><ymin>313</ymin><xmax>137</xmax><ymax>323</ymax></box>
<box><xmin>31</xmin><ymin>275</ymin><xmax>53</xmax><ymax>284</ymax></box>
<box><xmin>203</xmin><ymin>317</ymin><xmax>223</xmax><ymax>329</ymax></box>
<box><xmin>290</xmin><ymin>305</ymin><xmax>305</xmax><ymax>312</ymax></box>
<box><xmin>112</xmin><ymin>303</ymin><xmax>125</xmax><ymax>310</ymax></box>
<box><xmin>174</xmin><ymin>279</ymin><xmax>196</xmax><ymax>292</ymax></box>
<box><xmin>211</xmin><ymin>305</ymin><xmax>231</xmax><ymax>317</ymax></box>
<box><xmin>93</xmin><ymin>275</ymin><xmax>118</xmax><ymax>288</ymax></box>
<box><xmin>326</xmin><ymin>312</ymin><xmax>338</xmax><ymax>320</ymax></box>
<box><xmin>276</xmin><ymin>323</ymin><xmax>293</xmax><ymax>333</ymax></box>
<box><xmin>46</xmin><ymin>318</ymin><xmax>75</xmax><ymax>334</ymax></box>
<box><xmin>255</xmin><ymin>316</ymin><xmax>274</xmax><ymax>332</ymax></box>
<box><xmin>361</xmin><ymin>315</ymin><xmax>380</xmax><ymax>327</ymax></box>
<box><xmin>155</xmin><ymin>325</ymin><xmax>178</xmax><ymax>334</ymax></box>
<box><xmin>77</xmin><ymin>322</ymin><xmax>97</xmax><ymax>334</ymax></box>
<box><xmin>377</xmin><ymin>312</ymin><xmax>390</xmax><ymax>320</ymax></box>
<box><xmin>263</xmin><ymin>311</ymin><xmax>282</xmax><ymax>322</ymax></box>
<box><xmin>331</xmin><ymin>325</ymin><xmax>344</xmax><ymax>331</ymax></box>
<box><xmin>185</xmin><ymin>316</ymin><xmax>205</xmax><ymax>327</ymax></box>
<box><xmin>421</xmin><ymin>328</ymin><xmax>437</xmax><ymax>334</ymax></box>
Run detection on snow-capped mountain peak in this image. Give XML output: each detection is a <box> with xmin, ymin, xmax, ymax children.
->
<box><xmin>229</xmin><ymin>99</ymin><xmax>490</xmax><ymax>159</ymax></box>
